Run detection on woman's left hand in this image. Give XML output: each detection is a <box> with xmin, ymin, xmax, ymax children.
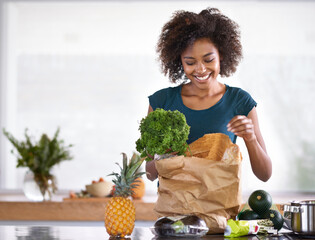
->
<box><xmin>227</xmin><ymin>110</ymin><xmax>272</xmax><ymax>182</ymax></box>
<box><xmin>227</xmin><ymin>115</ymin><xmax>256</xmax><ymax>142</ymax></box>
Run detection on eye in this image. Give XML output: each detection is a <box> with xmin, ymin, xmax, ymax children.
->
<box><xmin>185</xmin><ymin>61</ymin><xmax>195</xmax><ymax>66</ymax></box>
<box><xmin>204</xmin><ymin>58</ymin><xmax>214</xmax><ymax>63</ymax></box>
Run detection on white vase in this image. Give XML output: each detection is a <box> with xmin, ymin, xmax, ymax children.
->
<box><xmin>23</xmin><ymin>171</ymin><xmax>56</xmax><ymax>201</ymax></box>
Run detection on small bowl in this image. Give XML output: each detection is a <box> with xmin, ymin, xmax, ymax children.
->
<box><xmin>85</xmin><ymin>181</ymin><xmax>113</xmax><ymax>197</ymax></box>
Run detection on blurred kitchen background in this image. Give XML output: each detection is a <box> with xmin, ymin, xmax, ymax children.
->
<box><xmin>0</xmin><ymin>0</ymin><xmax>314</xmax><ymax>198</ymax></box>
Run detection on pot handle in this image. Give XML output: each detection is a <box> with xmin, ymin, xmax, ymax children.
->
<box><xmin>283</xmin><ymin>204</ymin><xmax>303</xmax><ymax>213</ymax></box>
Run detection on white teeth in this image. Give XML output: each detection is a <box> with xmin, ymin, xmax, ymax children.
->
<box><xmin>197</xmin><ymin>76</ymin><xmax>208</xmax><ymax>80</ymax></box>
<box><xmin>195</xmin><ymin>73</ymin><xmax>211</xmax><ymax>81</ymax></box>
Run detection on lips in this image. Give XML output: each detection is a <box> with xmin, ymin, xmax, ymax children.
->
<box><xmin>194</xmin><ymin>72</ymin><xmax>212</xmax><ymax>83</ymax></box>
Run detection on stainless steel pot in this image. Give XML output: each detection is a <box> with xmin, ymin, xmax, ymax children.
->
<box><xmin>284</xmin><ymin>200</ymin><xmax>315</xmax><ymax>235</ymax></box>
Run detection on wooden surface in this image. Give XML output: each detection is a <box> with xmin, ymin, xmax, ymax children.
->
<box><xmin>0</xmin><ymin>197</ymin><xmax>158</xmax><ymax>221</ymax></box>
<box><xmin>0</xmin><ymin>197</ymin><xmax>284</xmax><ymax>221</ymax></box>
<box><xmin>1</xmin><ymin>191</ymin><xmax>311</xmax><ymax>222</ymax></box>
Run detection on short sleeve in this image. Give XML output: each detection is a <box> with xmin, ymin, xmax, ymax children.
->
<box><xmin>148</xmin><ymin>88</ymin><xmax>168</xmax><ymax>110</ymax></box>
<box><xmin>234</xmin><ymin>89</ymin><xmax>257</xmax><ymax>116</ymax></box>
<box><xmin>148</xmin><ymin>87</ymin><xmax>180</xmax><ymax>110</ymax></box>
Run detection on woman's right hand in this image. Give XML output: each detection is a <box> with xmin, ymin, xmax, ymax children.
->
<box><xmin>145</xmin><ymin>104</ymin><xmax>158</xmax><ymax>181</ymax></box>
<box><xmin>145</xmin><ymin>159</ymin><xmax>158</xmax><ymax>181</ymax></box>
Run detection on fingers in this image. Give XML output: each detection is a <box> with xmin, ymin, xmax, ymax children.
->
<box><xmin>227</xmin><ymin>115</ymin><xmax>256</xmax><ymax>141</ymax></box>
<box><xmin>231</xmin><ymin>127</ymin><xmax>254</xmax><ymax>136</ymax></box>
<box><xmin>227</xmin><ymin>116</ymin><xmax>252</xmax><ymax>131</ymax></box>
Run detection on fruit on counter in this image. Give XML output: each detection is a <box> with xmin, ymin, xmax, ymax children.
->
<box><xmin>85</xmin><ymin>180</ymin><xmax>113</xmax><ymax>197</ymax></box>
<box><xmin>110</xmin><ymin>154</ymin><xmax>146</xmax><ymax>200</ymax></box>
<box><xmin>69</xmin><ymin>191</ymin><xmax>77</xmax><ymax>198</ymax></box>
<box><xmin>69</xmin><ymin>189</ymin><xmax>91</xmax><ymax>198</ymax></box>
<box><xmin>135</xmin><ymin>108</ymin><xmax>190</xmax><ymax>160</ymax></box>
<box><xmin>91</xmin><ymin>177</ymin><xmax>105</xmax><ymax>184</ymax></box>
<box><xmin>130</xmin><ymin>153</ymin><xmax>145</xmax><ymax>200</ymax></box>
<box><xmin>261</xmin><ymin>209</ymin><xmax>284</xmax><ymax>230</ymax></box>
<box><xmin>238</xmin><ymin>209</ymin><xmax>260</xmax><ymax>220</ymax></box>
<box><xmin>240</xmin><ymin>189</ymin><xmax>284</xmax><ymax>231</ymax></box>
<box><xmin>131</xmin><ymin>177</ymin><xmax>145</xmax><ymax>199</ymax></box>
<box><xmin>69</xmin><ymin>178</ymin><xmax>110</xmax><ymax>198</ymax></box>
<box><xmin>248</xmin><ymin>190</ymin><xmax>272</xmax><ymax>216</ymax></box>
<box><xmin>104</xmin><ymin>152</ymin><xmax>145</xmax><ymax>238</ymax></box>
<box><xmin>110</xmin><ymin>185</ymin><xmax>115</xmax><ymax>196</ymax></box>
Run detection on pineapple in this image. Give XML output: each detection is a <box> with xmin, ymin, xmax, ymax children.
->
<box><xmin>105</xmin><ymin>153</ymin><xmax>145</xmax><ymax>238</ymax></box>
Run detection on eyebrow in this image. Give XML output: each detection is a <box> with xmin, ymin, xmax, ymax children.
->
<box><xmin>183</xmin><ymin>52</ymin><xmax>214</xmax><ymax>59</ymax></box>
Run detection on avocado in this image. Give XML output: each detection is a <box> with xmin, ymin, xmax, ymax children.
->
<box><xmin>238</xmin><ymin>209</ymin><xmax>260</xmax><ymax>220</ymax></box>
<box><xmin>262</xmin><ymin>209</ymin><xmax>284</xmax><ymax>230</ymax></box>
<box><xmin>248</xmin><ymin>190</ymin><xmax>272</xmax><ymax>216</ymax></box>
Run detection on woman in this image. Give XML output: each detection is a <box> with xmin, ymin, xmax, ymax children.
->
<box><xmin>146</xmin><ymin>8</ymin><xmax>272</xmax><ymax>182</ymax></box>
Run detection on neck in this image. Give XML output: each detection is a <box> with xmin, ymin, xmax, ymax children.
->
<box><xmin>185</xmin><ymin>81</ymin><xmax>223</xmax><ymax>98</ymax></box>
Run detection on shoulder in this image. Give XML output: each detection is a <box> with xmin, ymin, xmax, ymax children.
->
<box><xmin>226</xmin><ymin>84</ymin><xmax>257</xmax><ymax>115</ymax></box>
<box><xmin>226</xmin><ymin>85</ymin><xmax>254</xmax><ymax>101</ymax></box>
<box><xmin>148</xmin><ymin>86</ymin><xmax>180</xmax><ymax>110</ymax></box>
<box><xmin>150</xmin><ymin>86</ymin><xmax>179</xmax><ymax>98</ymax></box>
<box><xmin>226</xmin><ymin>84</ymin><xmax>248</xmax><ymax>95</ymax></box>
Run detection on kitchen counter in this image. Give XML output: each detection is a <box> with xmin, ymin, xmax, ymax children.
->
<box><xmin>1</xmin><ymin>192</ymin><xmax>315</xmax><ymax>239</ymax></box>
<box><xmin>0</xmin><ymin>225</ymin><xmax>313</xmax><ymax>240</ymax></box>
<box><xmin>1</xmin><ymin>192</ymin><xmax>315</xmax><ymax>222</ymax></box>
<box><xmin>0</xmin><ymin>196</ymin><xmax>157</xmax><ymax>221</ymax></box>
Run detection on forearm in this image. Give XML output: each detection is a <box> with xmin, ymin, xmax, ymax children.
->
<box><xmin>245</xmin><ymin>138</ymin><xmax>272</xmax><ymax>182</ymax></box>
<box><xmin>145</xmin><ymin>159</ymin><xmax>158</xmax><ymax>181</ymax></box>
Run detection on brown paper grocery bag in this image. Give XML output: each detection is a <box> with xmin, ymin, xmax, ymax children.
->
<box><xmin>154</xmin><ymin>133</ymin><xmax>242</xmax><ymax>234</ymax></box>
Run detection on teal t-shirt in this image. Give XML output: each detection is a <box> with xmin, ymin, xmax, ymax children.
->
<box><xmin>148</xmin><ymin>84</ymin><xmax>257</xmax><ymax>144</ymax></box>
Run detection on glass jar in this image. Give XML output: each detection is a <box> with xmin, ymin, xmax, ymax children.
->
<box><xmin>23</xmin><ymin>171</ymin><xmax>57</xmax><ymax>201</ymax></box>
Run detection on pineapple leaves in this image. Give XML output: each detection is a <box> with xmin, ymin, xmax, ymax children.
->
<box><xmin>130</xmin><ymin>153</ymin><xmax>140</xmax><ymax>166</ymax></box>
<box><xmin>122</xmin><ymin>152</ymin><xmax>128</xmax><ymax>177</ymax></box>
<box><xmin>108</xmin><ymin>152</ymin><xmax>145</xmax><ymax>198</ymax></box>
<box><xmin>126</xmin><ymin>161</ymin><xmax>143</xmax><ymax>180</ymax></box>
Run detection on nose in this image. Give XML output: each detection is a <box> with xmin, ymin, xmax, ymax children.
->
<box><xmin>195</xmin><ymin>62</ymin><xmax>206</xmax><ymax>74</ymax></box>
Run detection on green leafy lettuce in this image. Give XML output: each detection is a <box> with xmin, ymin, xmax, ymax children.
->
<box><xmin>135</xmin><ymin>108</ymin><xmax>190</xmax><ymax>161</ymax></box>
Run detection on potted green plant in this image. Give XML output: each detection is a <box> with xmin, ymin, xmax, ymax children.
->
<box><xmin>2</xmin><ymin>127</ymin><xmax>73</xmax><ymax>201</ymax></box>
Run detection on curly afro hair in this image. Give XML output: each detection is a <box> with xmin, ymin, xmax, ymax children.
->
<box><xmin>157</xmin><ymin>8</ymin><xmax>242</xmax><ymax>83</ymax></box>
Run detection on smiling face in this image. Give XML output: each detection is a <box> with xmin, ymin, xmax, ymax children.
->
<box><xmin>181</xmin><ymin>38</ymin><xmax>221</xmax><ymax>89</ymax></box>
